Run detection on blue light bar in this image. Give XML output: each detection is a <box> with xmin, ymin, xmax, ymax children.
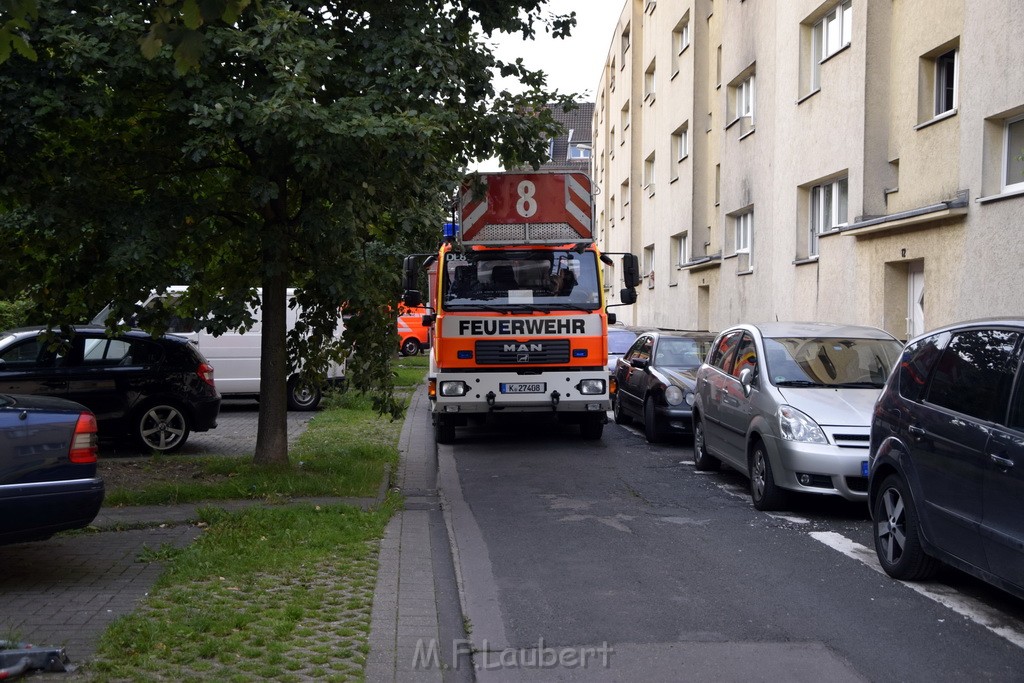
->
<box><xmin>457</xmin><ymin>350</ymin><xmax>473</xmax><ymax>359</ymax></box>
<box><xmin>572</xmin><ymin>349</ymin><xmax>588</xmax><ymax>358</ymax></box>
<box><xmin>444</xmin><ymin>222</ymin><xmax>460</xmax><ymax>239</ymax></box>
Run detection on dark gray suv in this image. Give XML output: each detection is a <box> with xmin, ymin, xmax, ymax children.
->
<box><xmin>868</xmin><ymin>319</ymin><xmax>1024</xmax><ymax>600</ymax></box>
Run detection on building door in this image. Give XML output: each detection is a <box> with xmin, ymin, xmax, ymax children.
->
<box><xmin>907</xmin><ymin>260</ymin><xmax>925</xmax><ymax>339</ymax></box>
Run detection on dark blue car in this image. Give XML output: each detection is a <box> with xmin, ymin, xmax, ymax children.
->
<box><xmin>0</xmin><ymin>393</ymin><xmax>104</xmax><ymax>545</ymax></box>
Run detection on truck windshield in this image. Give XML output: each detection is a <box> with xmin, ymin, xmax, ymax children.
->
<box><xmin>442</xmin><ymin>249</ymin><xmax>601</xmax><ymax>312</ymax></box>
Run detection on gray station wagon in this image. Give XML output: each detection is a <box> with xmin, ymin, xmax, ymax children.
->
<box><xmin>692</xmin><ymin>322</ymin><xmax>903</xmax><ymax>510</ymax></box>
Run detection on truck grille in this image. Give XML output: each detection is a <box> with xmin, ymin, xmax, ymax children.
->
<box><xmin>475</xmin><ymin>339</ymin><xmax>570</xmax><ymax>365</ymax></box>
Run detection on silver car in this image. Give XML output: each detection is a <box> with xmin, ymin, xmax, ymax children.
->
<box><xmin>692</xmin><ymin>322</ymin><xmax>903</xmax><ymax>510</ymax></box>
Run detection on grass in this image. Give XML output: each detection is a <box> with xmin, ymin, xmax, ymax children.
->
<box><xmin>85</xmin><ymin>354</ymin><xmax>428</xmax><ymax>681</ymax></box>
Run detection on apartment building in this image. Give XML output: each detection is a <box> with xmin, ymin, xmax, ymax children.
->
<box><xmin>593</xmin><ymin>0</ymin><xmax>1024</xmax><ymax>339</ymax></box>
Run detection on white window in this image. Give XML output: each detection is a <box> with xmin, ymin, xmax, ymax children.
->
<box><xmin>671</xmin><ymin>14</ymin><xmax>691</xmax><ymax>75</ymax></box>
<box><xmin>737</xmin><ymin>75</ymin><xmax>755</xmax><ymax>120</ymax></box>
<box><xmin>735</xmin><ymin>211</ymin><xmax>753</xmax><ymax>259</ymax></box>
<box><xmin>643</xmin><ymin>244</ymin><xmax>655</xmax><ymax>287</ymax></box>
<box><xmin>620</xmin><ymin>180</ymin><xmax>629</xmax><ymax>218</ymax></box>
<box><xmin>809</xmin><ymin>177</ymin><xmax>848</xmax><ymax>256</ymax></box>
<box><xmin>569</xmin><ymin>144</ymin><xmax>591</xmax><ymax>160</ymax></box>
<box><xmin>935</xmin><ymin>49</ymin><xmax>958</xmax><ymax>116</ymax></box>
<box><xmin>644</xmin><ymin>152</ymin><xmax>656</xmax><ymax>196</ymax></box>
<box><xmin>674</xmin><ymin>232</ymin><xmax>689</xmax><ymax>266</ymax></box>
<box><xmin>1004</xmin><ymin>115</ymin><xmax>1024</xmax><ymax>193</ymax></box>
<box><xmin>809</xmin><ymin>1</ymin><xmax>852</xmax><ymax>92</ymax></box>
<box><xmin>621</xmin><ymin>23</ymin><xmax>631</xmax><ymax>60</ymax></box>
<box><xmin>672</xmin><ymin>124</ymin><xmax>689</xmax><ymax>162</ymax></box>
<box><xmin>645</xmin><ymin>59</ymin><xmax>656</xmax><ymax>102</ymax></box>
<box><xmin>547</xmin><ymin>139</ymin><xmax>555</xmax><ymax>161</ymax></box>
<box><xmin>621</xmin><ymin>102</ymin><xmax>630</xmax><ymax>132</ymax></box>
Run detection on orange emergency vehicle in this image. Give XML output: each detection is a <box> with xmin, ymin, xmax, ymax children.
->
<box><xmin>397</xmin><ymin>303</ymin><xmax>430</xmax><ymax>356</ymax></box>
<box><xmin>402</xmin><ymin>171</ymin><xmax>640</xmax><ymax>444</ymax></box>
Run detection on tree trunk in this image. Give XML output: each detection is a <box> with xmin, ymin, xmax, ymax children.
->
<box><xmin>253</xmin><ymin>268</ymin><xmax>290</xmax><ymax>466</ymax></box>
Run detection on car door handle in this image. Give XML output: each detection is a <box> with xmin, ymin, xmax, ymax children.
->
<box><xmin>990</xmin><ymin>453</ymin><xmax>1015</xmax><ymax>469</ymax></box>
<box><xmin>908</xmin><ymin>425</ymin><xmax>926</xmax><ymax>440</ymax></box>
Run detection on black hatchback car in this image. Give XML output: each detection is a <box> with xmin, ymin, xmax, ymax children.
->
<box><xmin>612</xmin><ymin>331</ymin><xmax>714</xmax><ymax>443</ymax></box>
<box><xmin>868</xmin><ymin>318</ymin><xmax>1024</xmax><ymax>600</ymax></box>
<box><xmin>0</xmin><ymin>326</ymin><xmax>221</xmax><ymax>453</ymax></box>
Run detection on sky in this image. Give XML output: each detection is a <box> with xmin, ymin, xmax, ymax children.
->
<box><xmin>474</xmin><ymin>0</ymin><xmax>625</xmax><ymax>171</ymax></box>
<box><xmin>490</xmin><ymin>0</ymin><xmax>625</xmax><ymax>99</ymax></box>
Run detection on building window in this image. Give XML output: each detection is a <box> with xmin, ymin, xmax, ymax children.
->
<box><xmin>547</xmin><ymin>139</ymin><xmax>555</xmax><ymax>161</ymax></box>
<box><xmin>621</xmin><ymin>22</ymin><xmax>631</xmax><ymax>60</ymax></box>
<box><xmin>808</xmin><ymin>1</ymin><xmax>852</xmax><ymax>93</ymax></box>
<box><xmin>809</xmin><ymin>176</ymin><xmax>848</xmax><ymax>256</ymax></box>
<box><xmin>673</xmin><ymin>232</ymin><xmax>689</xmax><ymax>267</ymax></box>
<box><xmin>621</xmin><ymin>101</ymin><xmax>630</xmax><ymax>132</ymax></box>
<box><xmin>919</xmin><ymin>41</ymin><xmax>959</xmax><ymax>124</ymax></box>
<box><xmin>643</xmin><ymin>244</ymin><xmax>655</xmax><ymax>287</ymax></box>
<box><xmin>716</xmin><ymin>45</ymin><xmax>722</xmax><ymax>87</ymax></box>
<box><xmin>1004</xmin><ymin>114</ymin><xmax>1024</xmax><ymax>193</ymax></box>
<box><xmin>729</xmin><ymin>69</ymin><xmax>756</xmax><ymax>136</ymax></box>
<box><xmin>620</xmin><ymin>180</ymin><xmax>629</xmax><ymax>219</ymax></box>
<box><xmin>671</xmin><ymin>13</ymin><xmax>691</xmax><ymax>76</ymax></box>
<box><xmin>934</xmin><ymin>49</ymin><xmax>958</xmax><ymax>116</ymax></box>
<box><xmin>715</xmin><ymin>164</ymin><xmax>721</xmax><ymax>206</ymax></box>
<box><xmin>610</xmin><ymin>126</ymin><xmax>616</xmax><ymax>152</ymax></box>
<box><xmin>644</xmin><ymin>59</ymin><xmax>657</xmax><ymax>103</ymax></box>
<box><xmin>610</xmin><ymin>57</ymin><xmax>616</xmax><ymax>90</ymax></box>
<box><xmin>569</xmin><ymin>144</ymin><xmax>591</xmax><ymax>160</ymax></box>
<box><xmin>671</xmin><ymin>123</ymin><xmax>689</xmax><ymax>182</ymax></box>
<box><xmin>735</xmin><ymin>210</ymin><xmax>753</xmax><ymax>262</ymax></box>
<box><xmin>644</xmin><ymin>152</ymin><xmax>656</xmax><ymax>196</ymax></box>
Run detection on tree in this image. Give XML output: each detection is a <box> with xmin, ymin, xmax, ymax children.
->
<box><xmin>0</xmin><ymin>1</ymin><xmax>574</xmax><ymax>465</ymax></box>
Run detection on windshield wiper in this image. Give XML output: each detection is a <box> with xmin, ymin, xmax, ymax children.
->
<box><xmin>833</xmin><ymin>381</ymin><xmax>885</xmax><ymax>388</ymax></box>
<box><xmin>447</xmin><ymin>304</ymin><xmax>541</xmax><ymax>314</ymax></box>
<box><xmin>774</xmin><ymin>379</ymin><xmax>828</xmax><ymax>387</ymax></box>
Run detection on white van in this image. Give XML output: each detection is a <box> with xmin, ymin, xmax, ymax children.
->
<box><xmin>93</xmin><ymin>287</ymin><xmax>345</xmax><ymax>410</ymax></box>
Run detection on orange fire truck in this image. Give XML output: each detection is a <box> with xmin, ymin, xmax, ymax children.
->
<box><xmin>402</xmin><ymin>171</ymin><xmax>640</xmax><ymax>444</ymax></box>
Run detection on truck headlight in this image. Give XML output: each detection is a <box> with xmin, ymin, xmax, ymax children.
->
<box><xmin>576</xmin><ymin>379</ymin><xmax>606</xmax><ymax>395</ymax></box>
<box><xmin>439</xmin><ymin>381</ymin><xmax>469</xmax><ymax>397</ymax></box>
<box><xmin>778</xmin><ymin>405</ymin><xmax>828</xmax><ymax>444</ymax></box>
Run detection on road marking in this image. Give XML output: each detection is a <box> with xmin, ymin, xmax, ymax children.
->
<box><xmin>715</xmin><ymin>483</ymin><xmax>748</xmax><ymax>501</ymax></box>
<box><xmin>767</xmin><ymin>513</ymin><xmax>811</xmax><ymax>525</ymax></box>
<box><xmin>809</xmin><ymin>531</ymin><xmax>1024</xmax><ymax>651</ymax></box>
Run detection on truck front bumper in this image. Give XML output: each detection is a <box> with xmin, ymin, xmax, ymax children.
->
<box><xmin>431</xmin><ymin>370</ymin><xmax>611</xmax><ymax>414</ymax></box>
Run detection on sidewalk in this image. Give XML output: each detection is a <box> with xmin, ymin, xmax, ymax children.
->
<box><xmin>366</xmin><ymin>384</ymin><xmax>447</xmax><ymax>682</ymax></box>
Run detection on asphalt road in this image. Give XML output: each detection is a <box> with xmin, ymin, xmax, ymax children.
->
<box><xmin>440</xmin><ymin>415</ymin><xmax>1024</xmax><ymax>682</ymax></box>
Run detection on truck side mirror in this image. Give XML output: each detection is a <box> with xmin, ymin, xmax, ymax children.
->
<box><xmin>622</xmin><ymin>254</ymin><xmax>641</xmax><ymax>288</ymax></box>
<box><xmin>619</xmin><ymin>288</ymin><xmax>637</xmax><ymax>305</ymax></box>
<box><xmin>402</xmin><ymin>255</ymin><xmax>420</xmax><ymax>292</ymax></box>
<box><xmin>403</xmin><ymin>291</ymin><xmax>423</xmax><ymax>308</ymax></box>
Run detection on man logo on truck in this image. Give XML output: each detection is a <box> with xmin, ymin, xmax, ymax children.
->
<box><xmin>504</xmin><ymin>343</ymin><xmax>543</xmax><ymax>353</ymax></box>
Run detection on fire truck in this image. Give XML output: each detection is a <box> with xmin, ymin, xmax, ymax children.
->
<box><xmin>402</xmin><ymin>171</ymin><xmax>640</xmax><ymax>444</ymax></box>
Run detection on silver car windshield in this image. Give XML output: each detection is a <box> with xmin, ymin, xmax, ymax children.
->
<box><xmin>443</xmin><ymin>249</ymin><xmax>601</xmax><ymax>312</ymax></box>
<box><xmin>764</xmin><ymin>337</ymin><xmax>903</xmax><ymax>387</ymax></box>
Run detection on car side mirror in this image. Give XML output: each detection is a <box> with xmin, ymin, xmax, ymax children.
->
<box><xmin>403</xmin><ymin>290</ymin><xmax>423</xmax><ymax>308</ymax></box>
<box><xmin>632</xmin><ymin>358</ymin><xmax>649</xmax><ymax>370</ymax></box>
<box><xmin>619</xmin><ymin>288</ymin><xmax>637</xmax><ymax>305</ymax></box>
<box><xmin>739</xmin><ymin>367</ymin><xmax>754</xmax><ymax>397</ymax></box>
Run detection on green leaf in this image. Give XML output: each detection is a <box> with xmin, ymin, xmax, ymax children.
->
<box><xmin>182</xmin><ymin>0</ymin><xmax>204</xmax><ymax>30</ymax></box>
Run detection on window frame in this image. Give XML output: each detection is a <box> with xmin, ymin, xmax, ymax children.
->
<box><xmin>809</xmin><ymin>176</ymin><xmax>849</xmax><ymax>256</ymax></box>
<box><xmin>934</xmin><ymin>48</ymin><xmax>958</xmax><ymax>117</ymax></box>
<box><xmin>735</xmin><ymin>210</ymin><xmax>753</xmax><ymax>256</ymax></box>
<box><xmin>1003</xmin><ymin>114</ymin><xmax>1024</xmax><ymax>193</ymax></box>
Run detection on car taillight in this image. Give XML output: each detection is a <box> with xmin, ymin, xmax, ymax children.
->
<box><xmin>69</xmin><ymin>413</ymin><xmax>99</xmax><ymax>464</ymax></box>
<box><xmin>198</xmin><ymin>362</ymin><xmax>215</xmax><ymax>387</ymax></box>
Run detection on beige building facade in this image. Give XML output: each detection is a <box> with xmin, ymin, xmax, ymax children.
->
<box><xmin>593</xmin><ymin>0</ymin><xmax>1024</xmax><ymax>339</ymax></box>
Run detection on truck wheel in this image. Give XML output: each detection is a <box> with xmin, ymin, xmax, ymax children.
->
<box><xmin>580</xmin><ymin>414</ymin><xmax>604</xmax><ymax>440</ymax></box>
<box><xmin>288</xmin><ymin>376</ymin><xmax>322</xmax><ymax>411</ymax></box>
<box><xmin>400</xmin><ymin>338</ymin><xmax>420</xmax><ymax>357</ymax></box>
<box><xmin>435</xmin><ymin>415</ymin><xmax>456</xmax><ymax>444</ymax></box>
